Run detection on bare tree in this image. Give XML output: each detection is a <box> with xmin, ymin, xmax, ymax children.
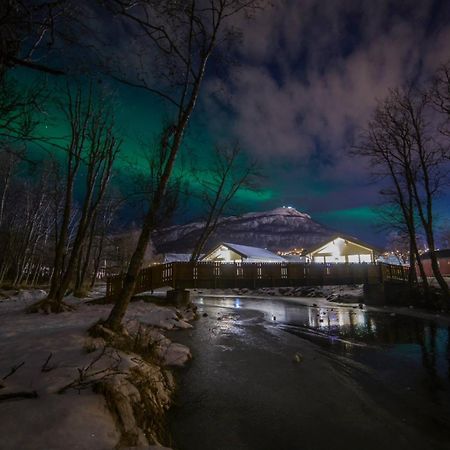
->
<box><xmin>0</xmin><ymin>75</ymin><xmax>47</xmax><ymax>144</ymax></box>
<box><xmin>354</xmin><ymin>85</ymin><xmax>450</xmax><ymax>300</ymax></box>
<box><xmin>439</xmin><ymin>221</ymin><xmax>450</xmax><ymax>249</ymax></box>
<box><xmin>0</xmin><ymin>148</ymin><xmax>21</xmax><ymax>227</ymax></box>
<box><xmin>88</xmin><ymin>199</ymin><xmax>119</xmax><ymax>286</ymax></box>
<box><xmin>101</xmin><ymin>0</ymin><xmax>262</xmax><ymax>332</ymax></box>
<box><xmin>0</xmin><ymin>0</ymin><xmax>84</xmax><ymax>78</ymax></box>
<box><xmin>73</xmin><ymin>194</ymin><xmax>123</xmax><ymax>293</ymax></box>
<box><xmin>353</xmin><ymin>89</ymin><xmax>430</xmax><ymax>293</ymax></box>
<box><xmin>28</xmin><ymin>84</ymin><xmax>120</xmax><ymax>312</ymax></box>
<box><xmin>190</xmin><ymin>143</ymin><xmax>260</xmax><ymax>261</ymax></box>
<box><xmin>400</xmin><ymin>89</ymin><xmax>449</xmax><ymax>299</ymax></box>
<box><xmin>0</xmin><ymin>153</ymin><xmax>56</xmax><ymax>287</ymax></box>
<box><xmin>430</xmin><ymin>61</ymin><xmax>450</xmax><ymax>153</ymax></box>
<box><xmin>385</xmin><ymin>231</ymin><xmax>413</xmax><ymax>265</ymax></box>
<box><xmin>10</xmin><ymin>177</ymin><xmax>52</xmax><ymax>286</ymax></box>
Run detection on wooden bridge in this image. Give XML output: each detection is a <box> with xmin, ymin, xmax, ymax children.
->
<box><xmin>106</xmin><ymin>262</ymin><xmax>408</xmax><ymax>298</ymax></box>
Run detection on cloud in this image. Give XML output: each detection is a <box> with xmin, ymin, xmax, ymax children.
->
<box><xmin>197</xmin><ymin>0</ymin><xmax>450</xmax><ymax>238</ymax></box>
<box><xmin>205</xmin><ymin>0</ymin><xmax>450</xmax><ymax>178</ymax></box>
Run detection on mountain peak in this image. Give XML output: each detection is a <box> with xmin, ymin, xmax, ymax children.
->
<box><xmin>270</xmin><ymin>206</ymin><xmax>311</xmax><ymax>218</ymax></box>
<box><xmin>240</xmin><ymin>206</ymin><xmax>311</xmax><ymax>220</ymax></box>
<box><xmin>153</xmin><ymin>206</ymin><xmax>331</xmax><ymax>253</ymax></box>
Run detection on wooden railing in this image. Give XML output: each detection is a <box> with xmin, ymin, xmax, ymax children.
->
<box><xmin>105</xmin><ymin>262</ymin><xmax>409</xmax><ymax>299</ymax></box>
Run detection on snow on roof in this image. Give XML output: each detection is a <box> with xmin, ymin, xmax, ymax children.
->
<box><xmin>162</xmin><ymin>253</ymin><xmax>192</xmax><ymax>263</ymax></box>
<box><xmin>305</xmin><ymin>234</ymin><xmax>381</xmax><ymax>255</ymax></box>
<box><xmin>283</xmin><ymin>254</ymin><xmax>307</xmax><ymax>262</ymax></box>
<box><xmin>222</xmin><ymin>242</ymin><xmax>286</xmax><ymax>261</ymax></box>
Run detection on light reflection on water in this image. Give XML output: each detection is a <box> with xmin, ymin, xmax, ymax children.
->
<box><xmin>196</xmin><ymin>296</ymin><xmax>450</xmax><ymax>389</ymax></box>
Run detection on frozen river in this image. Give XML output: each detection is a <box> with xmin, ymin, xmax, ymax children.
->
<box><xmin>169</xmin><ymin>295</ymin><xmax>450</xmax><ymax>450</ymax></box>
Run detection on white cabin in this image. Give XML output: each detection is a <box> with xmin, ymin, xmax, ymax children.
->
<box><xmin>201</xmin><ymin>242</ymin><xmax>285</xmax><ymax>263</ymax></box>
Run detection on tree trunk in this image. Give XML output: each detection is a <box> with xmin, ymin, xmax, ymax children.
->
<box><xmin>90</xmin><ymin>232</ymin><xmax>106</xmax><ymax>288</ymax></box>
<box><xmin>77</xmin><ymin>214</ymin><xmax>97</xmax><ymax>291</ymax></box>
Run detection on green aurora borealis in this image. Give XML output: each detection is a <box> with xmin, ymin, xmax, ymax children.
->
<box><xmin>25</xmin><ymin>73</ymin><xmax>276</xmax><ymax>218</ymax></box>
<box><xmin>16</xmin><ymin>70</ymin><xmax>449</xmax><ymax>245</ymax></box>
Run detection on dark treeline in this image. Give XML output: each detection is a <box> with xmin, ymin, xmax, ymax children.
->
<box><xmin>0</xmin><ymin>90</ymin><xmax>123</xmax><ymax>293</ymax></box>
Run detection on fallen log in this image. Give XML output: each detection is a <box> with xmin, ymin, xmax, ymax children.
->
<box><xmin>0</xmin><ymin>390</ymin><xmax>38</xmax><ymax>401</ymax></box>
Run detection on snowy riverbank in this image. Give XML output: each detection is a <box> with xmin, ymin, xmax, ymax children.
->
<box><xmin>0</xmin><ymin>288</ymin><xmax>195</xmax><ymax>450</ymax></box>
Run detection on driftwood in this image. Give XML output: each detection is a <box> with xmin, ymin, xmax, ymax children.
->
<box><xmin>2</xmin><ymin>362</ymin><xmax>24</xmax><ymax>380</ymax></box>
<box><xmin>0</xmin><ymin>390</ymin><xmax>38</xmax><ymax>401</ymax></box>
<box><xmin>58</xmin><ymin>347</ymin><xmax>123</xmax><ymax>394</ymax></box>
<box><xmin>41</xmin><ymin>352</ymin><xmax>56</xmax><ymax>372</ymax></box>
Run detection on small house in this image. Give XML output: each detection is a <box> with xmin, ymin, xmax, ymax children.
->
<box><xmin>305</xmin><ymin>235</ymin><xmax>378</xmax><ymax>263</ymax></box>
<box><xmin>201</xmin><ymin>242</ymin><xmax>286</xmax><ymax>263</ymax></box>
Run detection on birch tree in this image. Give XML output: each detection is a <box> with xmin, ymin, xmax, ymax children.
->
<box><xmin>100</xmin><ymin>0</ymin><xmax>262</xmax><ymax>332</ymax></box>
<box><xmin>190</xmin><ymin>143</ymin><xmax>260</xmax><ymax>261</ymax></box>
<box><xmin>29</xmin><ymin>84</ymin><xmax>120</xmax><ymax>312</ymax></box>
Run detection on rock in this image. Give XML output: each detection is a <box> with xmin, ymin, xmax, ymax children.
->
<box><xmin>293</xmin><ymin>353</ymin><xmax>303</xmax><ymax>363</ymax></box>
<box><xmin>163</xmin><ymin>343</ymin><xmax>192</xmax><ymax>367</ymax></box>
<box><xmin>358</xmin><ymin>303</ymin><xmax>364</xmax><ymax>309</ymax></box>
<box><xmin>202</xmin><ymin>312</ymin><xmax>208</xmax><ymax>317</ymax></box>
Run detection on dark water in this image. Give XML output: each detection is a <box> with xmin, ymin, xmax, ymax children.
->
<box><xmin>169</xmin><ymin>296</ymin><xmax>450</xmax><ymax>450</ymax></box>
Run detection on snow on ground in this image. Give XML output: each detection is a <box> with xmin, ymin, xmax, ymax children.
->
<box><xmin>128</xmin><ymin>302</ymin><xmax>194</xmax><ymax>330</ymax></box>
<box><xmin>0</xmin><ymin>289</ymin><xmax>195</xmax><ymax>450</ymax></box>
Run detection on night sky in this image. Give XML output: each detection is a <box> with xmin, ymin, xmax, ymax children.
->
<box><xmin>202</xmin><ymin>0</ymin><xmax>450</xmax><ymax>242</ymax></box>
<box><xmin>27</xmin><ymin>0</ymin><xmax>450</xmax><ymax>244</ymax></box>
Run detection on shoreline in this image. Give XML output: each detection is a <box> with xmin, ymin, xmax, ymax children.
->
<box><xmin>190</xmin><ymin>289</ymin><xmax>450</xmax><ymax>324</ymax></box>
<box><xmin>0</xmin><ymin>288</ymin><xmax>196</xmax><ymax>450</ymax></box>
<box><xmin>2</xmin><ymin>285</ymin><xmax>449</xmax><ymax>449</ymax></box>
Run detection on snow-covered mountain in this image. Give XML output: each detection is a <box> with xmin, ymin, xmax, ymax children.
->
<box><xmin>152</xmin><ymin>207</ymin><xmax>335</xmax><ymax>254</ymax></box>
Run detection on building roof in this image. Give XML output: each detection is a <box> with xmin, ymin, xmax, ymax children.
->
<box><xmin>283</xmin><ymin>255</ymin><xmax>307</xmax><ymax>262</ymax></box>
<box><xmin>304</xmin><ymin>234</ymin><xmax>382</xmax><ymax>255</ymax></box>
<box><xmin>161</xmin><ymin>253</ymin><xmax>192</xmax><ymax>263</ymax></box>
<box><xmin>421</xmin><ymin>249</ymin><xmax>450</xmax><ymax>259</ymax></box>
<box><xmin>205</xmin><ymin>242</ymin><xmax>286</xmax><ymax>262</ymax></box>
